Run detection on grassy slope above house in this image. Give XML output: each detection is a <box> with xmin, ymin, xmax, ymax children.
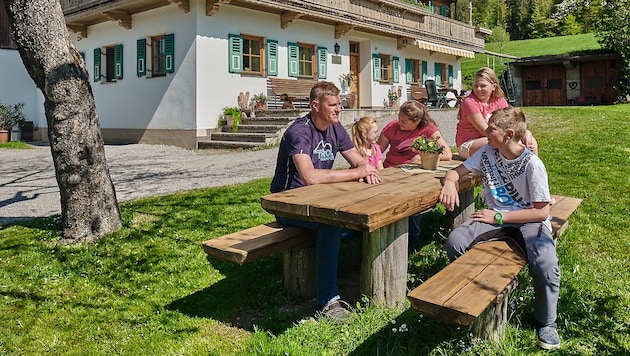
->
<box><xmin>461</xmin><ymin>33</ymin><xmax>601</xmax><ymax>87</ymax></box>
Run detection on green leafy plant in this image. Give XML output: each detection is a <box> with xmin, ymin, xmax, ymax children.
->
<box><xmin>223</xmin><ymin>106</ymin><xmax>241</xmax><ymax>132</ymax></box>
<box><xmin>0</xmin><ymin>101</ymin><xmax>26</xmax><ymax>131</ymax></box>
<box><xmin>250</xmin><ymin>93</ymin><xmax>267</xmax><ymax>104</ymax></box>
<box><xmin>411</xmin><ymin>135</ymin><xmax>444</xmax><ymax>154</ymax></box>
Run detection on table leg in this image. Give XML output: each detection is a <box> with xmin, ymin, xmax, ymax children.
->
<box><xmin>446</xmin><ymin>187</ymin><xmax>475</xmax><ymax>229</ymax></box>
<box><xmin>360</xmin><ymin>219</ymin><xmax>408</xmax><ymax>307</ymax></box>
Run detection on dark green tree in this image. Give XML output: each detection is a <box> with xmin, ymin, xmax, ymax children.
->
<box><xmin>596</xmin><ymin>0</ymin><xmax>630</xmax><ymax>100</ymax></box>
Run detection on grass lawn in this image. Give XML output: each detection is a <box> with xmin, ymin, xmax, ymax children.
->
<box><xmin>1</xmin><ymin>105</ymin><xmax>629</xmax><ymax>355</ymax></box>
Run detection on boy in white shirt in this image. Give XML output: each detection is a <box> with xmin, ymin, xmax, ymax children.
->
<box><xmin>439</xmin><ymin>107</ymin><xmax>560</xmax><ymax>350</ymax></box>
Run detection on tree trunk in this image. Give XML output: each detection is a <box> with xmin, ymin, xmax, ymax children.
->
<box><xmin>4</xmin><ymin>0</ymin><xmax>122</xmax><ymax>242</ymax></box>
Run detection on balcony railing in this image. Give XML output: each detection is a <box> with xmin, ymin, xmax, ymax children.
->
<box><xmin>60</xmin><ymin>0</ymin><xmax>486</xmax><ymax>51</ymax></box>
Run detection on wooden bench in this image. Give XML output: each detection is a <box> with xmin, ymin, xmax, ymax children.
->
<box><xmin>407</xmin><ymin>195</ymin><xmax>582</xmax><ymax>342</ymax></box>
<box><xmin>268</xmin><ymin>78</ymin><xmax>318</xmax><ymax>110</ymax></box>
<box><xmin>201</xmin><ymin>221</ymin><xmax>318</xmax><ymax>297</ymax></box>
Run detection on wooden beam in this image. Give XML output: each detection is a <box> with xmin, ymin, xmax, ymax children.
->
<box><xmin>67</xmin><ymin>24</ymin><xmax>87</xmax><ymax>39</ymax></box>
<box><xmin>169</xmin><ymin>0</ymin><xmax>190</xmax><ymax>13</ymax></box>
<box><xmin>206</xmin><ymin>0</ymin><xmax>231</xmax><ymax>16</ymax></box>
<box><xmin>103</xmin><ymin>10</ymin><xmax>131</xmax><ymax>30</ymax></box>
<box><xmin>334</xmin><ymin>24</ymin><xmax>353</xmax><ymax>39</ymax></box>
<box><xmin>281</xmin><ymin>11</ymin><xmax>302</xmax><ymax>29</ymax></box>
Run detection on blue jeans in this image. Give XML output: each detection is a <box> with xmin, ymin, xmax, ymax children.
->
<box><xmin>408</xmin><ymin>213</ymin><xmax>422</xmax><ymax>251</ymax></box>
<box><xmin>276</xmin><ymin>215</ymin><xmax>352</xmax><ymax>307</ymax></box>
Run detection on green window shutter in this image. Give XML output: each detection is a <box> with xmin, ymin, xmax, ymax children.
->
<box><xmin>114</xmin><ymin>44</ymin><xmax>123</xmax><ymax>79</ymax></box>
<box><xmin>422</xmin><ymin>61</ymin><xmax>428</xmax><ymax>83</ymax></box>
<box><xmin>434</xmin><ymin>63</ymin><xmax>441</xmax><ymax>84</ymax></box>
<box><xmin>405</xmin><ymin>58</ymin><xmax>412</xmax><ymax>84</ymax></box>
<box><xmin>428</xmin><ymin>1</ymin><xmax>434</xmax><ymax>12</ymax></box>
<box><xmin>372</xmin><ymin>53</ymin><xmax>381</xmax><ymax>82</ymax></box>
<box><xmin>441</xmin><ymin>5</ymin><xmax>447</xmax><ymax>16</ymax></box>
<box><xmin>93</xmin><ymin>48</ymin><xmax>101</xmax><ymax>82</ymax></box>
<box><xmin>287</xmin><ymin>42</ymin><xmax>299</xmax><ymax>77</ymax></box>
<box><xmin>448</xmin><ymin>64</ymin><xmax>454</xmax><ymax>86</ymax></box>
<box><xmin>228</xmin><ymin>34</ymin><xmax>243</xmax><ymax>73</ymax></box>
<box><xmin>266</xmin><ymin>39</ymin><xmax>278</xmax><ymax>76</ymax></box>
<box><xmin>392</xmin><ymin>56</ymin><xmax>400</xmax><ymax>83</ymax></box>
<box><xmin>137</xmin><ymin>38</ymin><xmax>146</xmax><ymax>77</ymax></box>
<box><xmin>164</xmin><ymin>33</ymin><xmax>174</xmax><ymax>73</ymax></box>
<box><xmin>317</xmin><ymin>46</ymin><xmax>327</xmax><ymax>79</ymax></box>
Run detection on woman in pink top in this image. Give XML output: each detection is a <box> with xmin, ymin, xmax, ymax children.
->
<box><xmin>377</xmin><ymin>100</ymin><xmax>452</xmax><ymax>168</ymax></box>
<box><xmin>456</xmin><ymin>67</ymin><xmax>537</xmax><ymax>158</ymax></box>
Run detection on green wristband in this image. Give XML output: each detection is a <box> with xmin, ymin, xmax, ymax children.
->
<box><xmin>494</xmin><ymin>210</ymin><xmax>504</xmax><ymax>225</ymax></box>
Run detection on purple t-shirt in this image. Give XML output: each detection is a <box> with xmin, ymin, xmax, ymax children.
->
<box><xmin>271</xmin><ymin>114</ymin><xmax>355</xmax><ymax>192</ymax></box>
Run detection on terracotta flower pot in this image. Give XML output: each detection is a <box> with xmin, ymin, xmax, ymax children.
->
<box><xmin>0</xmin><ymin>130</ymin><xmax>10</xmax><ymax>143</ymax></box>
<box><xmin>419</xmin><ymin>152</ymin><xmax>439</xmax><ymax>170</ymax></box>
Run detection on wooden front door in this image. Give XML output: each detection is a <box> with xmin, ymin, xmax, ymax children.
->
<box><xmin>522</xmin><ymin>64</ymin><xmax>566</xmax><ymax>106</ymax></box>
<box><xmin>349</xmin><ymin>41</ymin><xmax>360</xmax><ymax>108</ymax></box>
<box><xmin>581</xmin><ymin>60</ymin><xmax>620</xmax><ymax>104</ymax></box>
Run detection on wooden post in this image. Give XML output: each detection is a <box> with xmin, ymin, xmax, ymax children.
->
<box><xmin>469</xmin><ymin>277</ymin><xmax>519</xmax><ymax>342</ymax></box>
<box><xmin>446</xmin><ymin>186</ymin><xmax>475</xmax><ymax>229</ymax></box>
<box><xmin>283</xmin><ymin>245</ymin><xmax>317</xmax><ymax>299</ymax></box>
<box><xmin>360</xmin><ymin>219</ymin><xmax>408</xmax><ymax>306</ymax></box>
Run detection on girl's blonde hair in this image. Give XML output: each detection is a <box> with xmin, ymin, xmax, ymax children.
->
<box><xmin>351</xmin><ymin>116</ymin><xmax>377</xmax><ymax>158</ymax></box>
<box><xmin>399</xmin><ymin>100</ymin><xmax>436</xmax><ymax>129</ymax></box>
<box><xmin>475</xmin><ymin>67</ymin><xmax>505</xmax><ymax>100</ymax></box>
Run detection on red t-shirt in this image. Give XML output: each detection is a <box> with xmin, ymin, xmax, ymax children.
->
<box><xmin>381</xmin><ymin>119</ymin><xmax>439</xmax><ymax>168</ymax></box>
<box><xmin>455</xmin><ymin>94</ymin><xmax>508</xmax><ymax>146</ymax></box>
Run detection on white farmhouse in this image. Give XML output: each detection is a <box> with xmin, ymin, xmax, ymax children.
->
<box><xmin>0</xmin><ymin>0</ymin><xmax>488</xmax><ymax>148</ymax></box>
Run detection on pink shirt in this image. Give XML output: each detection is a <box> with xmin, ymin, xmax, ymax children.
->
<box><xmin>381</xmin><ymin>119</ymin><xmax>439</xmax><ymax>168</ymax></box>
<box><xmin>366</xmin><ymin>143</ymin><xmax>383</xmax><ymax>169</ymax></box>
<box><xmin>455</xmin><ymin>94</ymin><xmax>508</xmax><ymax>146</ymax></box>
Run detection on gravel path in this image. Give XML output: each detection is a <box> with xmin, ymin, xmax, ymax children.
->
<box><xmin>0</xmin><ymin>110</ymin><xmax>458</xmax><ymax>225</ymax></box>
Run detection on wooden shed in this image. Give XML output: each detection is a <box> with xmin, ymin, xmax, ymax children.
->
<box><xmin>506</xmin><ymin>50</ymin><xmax>622</xmax><ymax>106</ymax></box>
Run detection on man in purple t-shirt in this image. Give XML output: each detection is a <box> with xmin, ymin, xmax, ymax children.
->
<box><xmin>271</xmin><ymin>81</ymin><xmax>380</xmax><ymax>321</ymax></box>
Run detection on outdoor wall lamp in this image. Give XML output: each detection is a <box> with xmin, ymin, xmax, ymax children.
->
<box><xmin>334</xmin><ymin>42</ymin><xmax>340</xmax><ymax>55</ymax></box>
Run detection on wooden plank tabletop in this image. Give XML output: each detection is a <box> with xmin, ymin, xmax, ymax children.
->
<box><xmin>261</xmin><ymin>161</ymin><xmax>481</xmax><ymax>232</ymax></box>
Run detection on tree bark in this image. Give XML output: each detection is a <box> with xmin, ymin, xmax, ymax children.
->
<box><xmin>4</xmin><ymin>0</ymin><xmax>122</xmax><ymax>242</ymax></box>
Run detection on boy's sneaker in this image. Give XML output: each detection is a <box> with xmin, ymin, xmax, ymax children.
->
<box><xmin>317</xmin><ymin>299</ymin><xmax>350</xmax><ymax>322</ymax></box>
<box><xmin>537</xmin><ymin>325</ymin><xmax>560</xmax><ymax>350</ymax></box>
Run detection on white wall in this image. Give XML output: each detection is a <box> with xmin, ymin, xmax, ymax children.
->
<box><xmin>73</xmin><ymin>4</ymin><xmax>197</xmax><ymax>130</ymax></box>
<box><xmin>0</xmin><ymin>50</ymin><xmax>44</xmax><ymax>128</ymax></box>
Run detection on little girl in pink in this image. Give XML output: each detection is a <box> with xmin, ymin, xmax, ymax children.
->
<box><xmin>351</xmin><ymin>116</ymin><xmax>384</xmax><ymax>170</ymax></box>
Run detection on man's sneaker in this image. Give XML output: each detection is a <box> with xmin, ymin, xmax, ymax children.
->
<box><xmin>537</xmin><ymin>325</ymin><xmax>560</xmax><ymax>350</ymax></box>
<box><xmin>317</xmin><ymin>299</ymin><xmax>350</xmax><ymax>322</ymax></box>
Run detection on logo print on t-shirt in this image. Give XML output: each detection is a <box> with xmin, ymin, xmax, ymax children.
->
<box><xmin>314</xmin><ymin>140</ymin><xmax>335</xmax><ymax>162</ymax></box>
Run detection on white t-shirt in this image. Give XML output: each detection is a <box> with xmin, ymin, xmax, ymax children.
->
<box><xmin>464</xmin><ymin>144</ymin><xmax>552</xmax><ymax>232</ymax></box>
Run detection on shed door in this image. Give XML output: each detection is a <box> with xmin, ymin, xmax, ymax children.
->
<box><xmin>581</xmin><ymin>60</ymin><xmax>620</xmax><ymax>104</ymax></box>
<box><xmin>522</xmin><ymin>65</ymin><xmax>566</xmax><ymax>106</ymax></box>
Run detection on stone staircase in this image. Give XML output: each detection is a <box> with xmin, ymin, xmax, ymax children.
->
<box><xmin>197</xmin><ymin>109</ymin><xmax>306</xmax><ymax>149</ymax></box>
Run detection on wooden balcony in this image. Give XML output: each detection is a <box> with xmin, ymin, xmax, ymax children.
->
<box><xmin>61</xmin><ymin>0</ymin><xmax>488</xmax><ymax>54</ymax></box>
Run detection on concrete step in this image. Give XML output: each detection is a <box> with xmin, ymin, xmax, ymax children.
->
<box><xmin>222</xmin><ymin>124</ymin><xmax>285</xmax><ymax>134</ymax></box>
<box><xmin>197</xmin><ymin>140</ymin><xmax>267</xmax><ymax>149</ymax></box>
<box><xmin>210</xmin><ymin>132</ymin><xmax>274</xmax><ymax>143</ymax></box>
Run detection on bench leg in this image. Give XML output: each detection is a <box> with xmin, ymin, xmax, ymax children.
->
<box><xmin>283</xmin><ymin>245</ymin><xmax>316</xmax><ymax>299</ymax></box>
<box><xmin>469</xmin><ymin>277</ymin><xmax>519</xmax><ymax>343</ymax></box>
<box><xmin>360</xmin><ymin>219</ymin><xmax>408</xmax><ymax>307</ymax></box>
<box><xmin>446</xmin><ymin>187</ymin><xmax>475</xmax><ymax>229</ymax></box>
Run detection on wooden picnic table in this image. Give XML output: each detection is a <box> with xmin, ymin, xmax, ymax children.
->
<box><xmin>261</xmin><ymin>161</ymin><xmax>482</xmax><ymax>306</ymax></box>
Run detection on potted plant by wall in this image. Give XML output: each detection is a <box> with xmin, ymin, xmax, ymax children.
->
<box><xmin>387</xmin><ymin>89</ymin><xmax>399</xmax><ymax>108</ymax></box>
<box><xmin>223</xmin><ymin>106</ymin><xmax>241</xmax><ymax>133</ymax></box>
<box><xmin>411</xmin><ymin>135</ymin><xmax>444</xmax><ymax>170</ymax></box>
<box><xmin>250</xmin><ymin>93</ymin><xmax>267</xmax><ymax>111</ymax></box>
<box><xmin>0</xmin><ymin>101</ymin><xmax>26</xmax><ymax>143</ymax></box>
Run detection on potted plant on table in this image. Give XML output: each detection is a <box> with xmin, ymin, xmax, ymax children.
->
<box><xmin>0</xmin><ymin>101</ymin><xmax>26</xmax><ymax>143</ymax></box>
<box><xmin>411</xmin><ymin>135</ymin><xmax>444</xmax><ymax>170</ymax></box>
<box><xmin>387</xmin><ymin>89</ymin><xmax>399</xmax><ymax>108</ymax></box>
<box><xmin>222</xmin><ymin>106</ymin><xmax>242</xmax><ymax>133</ymax></box>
